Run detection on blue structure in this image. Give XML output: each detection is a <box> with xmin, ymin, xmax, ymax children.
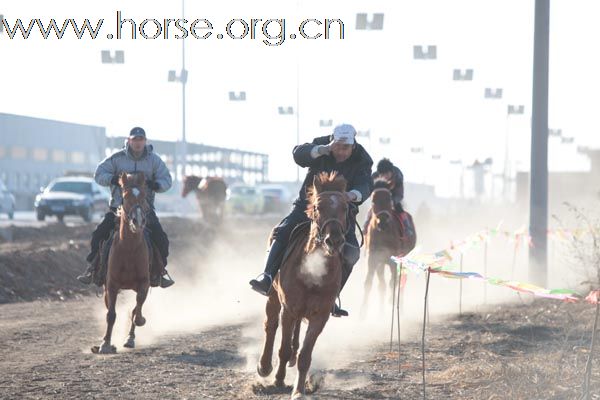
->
<box><xmin>0</xmin><ymin>113</ymin><xmax>106</xmax><ymax>208</ymax></box>
<box><xmin>1</xmin><ymin>113</ymin><xmax>269</xmax><ymax>209</ymax></box>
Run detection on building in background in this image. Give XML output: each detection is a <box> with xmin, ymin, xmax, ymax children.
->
<box><xmin>0</xmin><ymin>113</ymin><xmax>106</xmax><ymax>208</ymax></box>
<box><xmin>108</xmin><ymin>137</ymin><xmax>268</xmax><ymax>185</ymax></box>
<box><xmin>516</xmin><ymin>148</ymin><xmax>599</xmax><ymax>212</ymax></box>
<box><xmin>0</xmin><ymin>113</ymin><xmax>270</xmax><ymax>210</ymax></box>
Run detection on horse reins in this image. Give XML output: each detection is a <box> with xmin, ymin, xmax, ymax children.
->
<box><xmin>312</xmin><ymin>191</ymin><xmax>364</xmax><ymax>249</ymax></box>
<box><xmin>371</xmin><ymin>187</ymin><xmax>394</xmax><ymax>220</ymax></box>
<box><xmin>119</xmin><ymin>186</ymin><xmax>149</xmax><ymax>229</ymax></box>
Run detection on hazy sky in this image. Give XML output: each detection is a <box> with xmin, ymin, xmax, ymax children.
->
<box><xmin>1</xmin><ymin>0</ymin><xmax>598</xmax><ymax>193</ymax></box>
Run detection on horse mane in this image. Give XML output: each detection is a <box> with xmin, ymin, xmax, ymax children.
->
<box><xmin>119</xmin><ymin>172</ymin><xmax>146</xmax><ymax>189</ymax></box>
<box><xmin>373</xmin><ymin>177</ymin><xmax>392</xmax><ymax>190</ymax></box>
<box><xmin>184</xmin><ymin>175</ymin><xmax>202</xmax><ymax>186</ymax></box>
<box><xmin>306</xmin><ymin>171</ymin><xmax>347</xmax><ymax>219</ymax></box>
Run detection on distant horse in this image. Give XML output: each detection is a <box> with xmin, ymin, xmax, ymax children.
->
<box><xmin>182</xmin><ymin>176</ymin><xmax>227</xmax><ymax>224</ymax></box>
<box><xmin>92</xmin><ymin>172</ymin><xmax>157</xmax><ymax>354</ymax></box>
<box><xmin>361</xmin><ymin>178</ymin><xmax>416</xmax><ymax>313</ymax></box>
<box><xmin>257</xmin><ymin>172</ymin><xmax>349</xmax><ymax>399</ymax></box>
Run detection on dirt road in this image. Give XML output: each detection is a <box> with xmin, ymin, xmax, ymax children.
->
<box><xmin>1</xmin><ymin>217</ymin><xmax>600</xmax><ymax>399</ymax></box>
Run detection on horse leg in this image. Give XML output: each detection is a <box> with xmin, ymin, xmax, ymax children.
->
<box><xmin>124</xmin><ymin>286</ymin><xmax>148</xmax><ymax>349</ymax></box>
<box><xmin>133</xmin><ymin>285</ymin><xmax>148</xmax><ymax>327</ymax></box>
<box><xmin>360</xmin><ymin>255</ymin><xmax>376</xmax><ymax>318</ymax></box>
<box><xmin>291</xmin><ymin>315</ymin><xmax>328</xmax><ymax>399</ymax></box>
<box><xmin>94</xmin><ymin>285</ymin><xmax>118</xmax><ymax>354</ymax></box>
<box><xmin>257</xmin><ymin>292</ymin><xmax>281</xmax><ymax>378</ymax></box>
<box><xmin>288</xmin><ymin>319</ymin><xmax>302</xmax><ymax>367</ymax></box>
<box><xmin>274</xmin><ymin>309</ymin><xmax>295</xmax><ymax>387</ymax></box>
<box><xmin>124</xmin><ymin>308</ymin><xmax>137</xmax><ymax>349</ymax></box>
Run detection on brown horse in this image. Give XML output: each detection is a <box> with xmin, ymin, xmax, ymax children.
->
<box><xmin>92</xmin><ymin>172</ymin><xmax>153</xmax><ymax>354</ymax></box>
<box><xmin>257</xmin><ymin>172</ymin><xmax>349</xmax><ymax>399</ymax></box>
<box><xmin>181</xmin><ymin>175</ymin><xmax>227</xmax><ymax>224</ymax></box>
<box><xmin>361</xmin><ymin>178</ymin><xmax>413</xmax><ymax>313</ymax></box>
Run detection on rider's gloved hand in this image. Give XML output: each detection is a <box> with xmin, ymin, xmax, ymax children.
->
<box><xmin>344</xmin><ymin>191</ymin><xmax>358</xmax><ymax>202</ymax></box>
<box><xmin>110</xmin><ymin>175</ymin><xmax>120</xmax><ymax>186</ymax></box>
<box><xmin>316</xmin><ymin>144</ymin><xmax>331</xmax><ymax>156</ymax></box>
<box><xmin>146</xmin><ymin>180</ymin><xmax>160</xmax><ymax>191</ymax></box>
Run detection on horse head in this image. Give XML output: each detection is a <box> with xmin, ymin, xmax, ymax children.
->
<box><xmin>371</xmin><ymin>178</ymin><xmax>394</xmax><ymax>232</ymax></box>
<box><xmin>307</xmin><ymin>172</ymin><xmax>349</xmax><ymax>256</ymax></box>
<box><xmin>181</xmin><ymin>175</ymin><xmax>202</xmax><ymax>198</ymax></box>
<box><xmin>119</xmin><ymin>172</ymin><xmax>148</xmax><ymax>234</ymax></box>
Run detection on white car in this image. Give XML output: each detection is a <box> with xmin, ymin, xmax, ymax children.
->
<box><xmin>34</xmin><ymin>177</ymin><xmax>110</xmax><ymax>222</ymax></box>
<box><xmin>0</xmin><ymin>180</ymin><xmax>16</xmax><ymax>220</ymax></box>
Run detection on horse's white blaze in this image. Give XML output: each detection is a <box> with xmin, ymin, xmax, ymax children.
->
<box><xmin>136</xmin><ymin>207</ymin><xmax>142</xmax><ymax>223</ymax></box>
<box><xmin>132</xmin><ymin>188</ymin><xmax>140</xmax><ymax>198</ymax></box>
<box><xmin>329</xmin><ymin>194</ymin><xmax>339</xmax><ymax>209</ymax></box>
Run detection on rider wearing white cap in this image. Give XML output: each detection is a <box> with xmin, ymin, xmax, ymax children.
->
<box><xmin>249</xmin><ymin>123</ymin><xmax>373</xmax><ymax>317</ymax></box>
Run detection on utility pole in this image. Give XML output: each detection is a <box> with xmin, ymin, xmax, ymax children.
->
<box><xmin>180</xmin><ymin>0</ymin><xmax>188</xmax><ymax>180</ymax></box>
<box><xmin>529</xmin><ymin>0</ymin><xmax>550</xmax><ymax>286</ymax></box>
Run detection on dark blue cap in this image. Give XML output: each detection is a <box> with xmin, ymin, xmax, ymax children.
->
<box><xmin>129</xmin><ymin>127</ymin><xmax>146</xmax><ymax>138</ymax></box>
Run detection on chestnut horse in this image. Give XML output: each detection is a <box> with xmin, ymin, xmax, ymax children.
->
<box><xmin>361</xmin><ymin>178</ymin><xmax>415</xmax><ymax>313</ymax></box>
<box><xmin>92</xmin><ymin>172</ymin><xmax>153</xmax><ymax>354</ymax></box>
<box><xmin>258</xmin><ymin>172</ymin><xmax>349</xmax><ymax>400</ymax></box>
<box><xmin>181</xmin><ymin>175</ymin><xmax>227</xmax><ymax>224</ymax></box>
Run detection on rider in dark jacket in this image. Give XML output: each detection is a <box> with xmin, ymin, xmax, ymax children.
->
<box><xmin>77</xmin><ymin>127</ymin><xmax>174</xmax><ymax>288</ymax></box>
<box><xmin>372</xmin><ymin>158</ymin><xmax>404</xmax><ymax>209</ymax></box>
<box><xmin>363</xmin><ymin>158</ymin><xmax>405</xmax><ymax>231</ymax></box>
<box><xmin>249</xmin><ymin>124</ymin><xmax>373</xmax><ymax>317</ymax></box>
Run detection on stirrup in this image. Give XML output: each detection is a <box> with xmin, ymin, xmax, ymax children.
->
<box><xmin>249</xmin><ymin>273</ymin><xmax>273</xmax><ymax>296</ymax></box>
<box><xmin>160</xmin><ymin>271</ymin><xmax>175</xmax><ymax>288</ymax></box>
<box><xmin>77</xmin><ymin>270</ymin><xmax>93</xmax><ymax>285</ymax></box>
<box><xmin>331</xmin><ymin>297</ymin><xmax>349</xmax><ymax>317</ymax></box>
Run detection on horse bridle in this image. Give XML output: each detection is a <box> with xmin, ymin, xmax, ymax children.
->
<box><xmin>372</xmin><ymin>188</ymin><xmax>394</xmax><ymax>219</ymax></box>
<box><xmin>312</xmin><ymin>191</ymin><xmax>351</xmax><ymax>247</ymax></box>
<box><xmin>119</xmin><ymin>187</ymin><xmax>149</xmax><ymax>231</ymax></box>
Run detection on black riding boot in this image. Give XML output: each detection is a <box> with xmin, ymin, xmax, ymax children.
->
<box><xmin>249</xmin><ymin>239</ymin><xmax>287</xmax><ymax>296</ymax></box>
<box><xmin>332</xmin><ymin>263</ymin><xmax>353</xmax><ymax>317</ymax></box>
<box><xmin>78</xmin><ymin>212</ymin><xmax>115</xmax><ymax>284</ymax></box>
<box><xmin>147</xmin><ymin>211</ymin><xmax>174</xmax><ymax>289</ymax></box>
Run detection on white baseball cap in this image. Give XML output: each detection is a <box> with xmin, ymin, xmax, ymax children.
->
<box><xmin>332</xmin><ymin>123</ymin><xmax>357</xmax><ymax>144</ymax></box>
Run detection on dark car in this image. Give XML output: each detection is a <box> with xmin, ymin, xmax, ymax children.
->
<box><xmin>34</xmin><ymin>177</ymin><xmax>110</xmax><ymax>222</ymax></box>
<box><xmin>0</xmin><ymin>179</ymin><xmax>16</xmax><ymax>220</ymax></box>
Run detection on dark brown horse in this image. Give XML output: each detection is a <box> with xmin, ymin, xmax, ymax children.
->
<box><xmin>92</xmin><ymin>172</ymin><xmax>154</xmax><ymax>354</ymax></box>
<box><xmin>258</xmin><ymin>172</ymin><xmax>349</xmax><ymax>399</ymax></box>
<box><xmin>181</xmin><ymin>175</ymin><xmax>227</xmax><ymax>223</ymax></box>
<box><xmin>361</xmin><ymin>178</ymin><xmax>414</xmax><ymax>313</ymax></box>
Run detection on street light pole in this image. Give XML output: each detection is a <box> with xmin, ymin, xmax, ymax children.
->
<box><xmin>296</xmin><ymin>61</ymin><xmax>300</xmax><ymax>182</ymax></box>
<box><xmin>181</xmin><ymin>0</ymin><xmax>188</xmax><ymax>180</ymax></box>
<box><xmin>529</xmin><ymin>0</ymin><xmax>550</xmax><ymax>286</ymax></box>
<box><xmin>168</xmin><ymin>0</ymin><xmax>188</xmax><ymax>185</ymax></box>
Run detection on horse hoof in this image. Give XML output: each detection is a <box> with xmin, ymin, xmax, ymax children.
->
<box><xmin>93</xmin><ymin>343</ymin><xmax>116</xmax><ymax>354</ymax></box>
<box><xmin>291</xmin><ymin>391</ymin><xmax>304</xmax><ymax>400</ymax></box>
<box><xmin>288</xmin><ymin>355</ymin><xmax>297</xmax><ymax>368</ymax></box>
<box><xmin>135</xmin><ymin>316</ymin><xmax>146</xmax><ymax>327</ymax></box>
<box><xmin>274</xmin><ymin>379</ymin><xmax>285</xmax><ymax>388</ymax></box>
<box><xmin>123</xmin><ymin>338</ymin><xmax>135</xmax><ymax>349</ymax></box>
<box><xmin>256</xmin><ymin>363</ymin><xmax>273</xmax><ymax>378</ymax></box>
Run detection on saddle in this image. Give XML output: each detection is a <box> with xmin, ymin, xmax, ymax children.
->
<box><xmin>92</xmin><ymin>222</ymin><xmax>163</xmax><ymax>287</ymax></box>
<box><xmin>394</xmin><ymin>210</ymin><xmax>417</xmax><ymax>256</ymax></box>
<box><xmin>280</xmin><ymin>221</ymin><xmax>311</xmax><ymax>268</ymax></box>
